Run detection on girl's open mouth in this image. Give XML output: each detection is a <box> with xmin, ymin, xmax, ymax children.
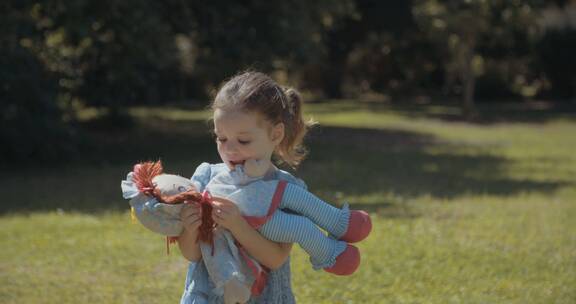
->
<box><xmin>229</xmin><ymin>160</ymin><xmax>246</xmax><ymax>166</ymax></box>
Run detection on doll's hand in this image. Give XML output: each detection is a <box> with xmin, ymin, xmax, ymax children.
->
<box><xmin>211</xmin><ymin>197</ymin><xmax>245</xmax><ymax>233</ymax></box>
<box><xmin>180</xmin><ymin>202</ymin><xmax>202</xmax><ymax>232</ymax></box>
<box><xmin>244</xmin><ymin>158</ymin><xmax>270</xmax><ymax>177</ymax></box>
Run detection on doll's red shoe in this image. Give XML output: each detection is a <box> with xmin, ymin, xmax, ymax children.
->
<box><xmin>324</xmin><ymin>244</ymin><xmax>360</xmax><ymax>276</ymax></box>
<box><xmin>340</xmin><ymin>210</ymin><xmax>372</xmax><ymax>243</ymax></box>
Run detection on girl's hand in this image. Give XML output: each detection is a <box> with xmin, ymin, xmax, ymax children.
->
<box><xmin>211</xmin><ymin>197</ymin><xmax>245</xmax><ymax>233</ymax></box>
<box><xmin>180</xmin><ymin>202</ymin><xmax>202</xmax><ymax>232</ymax></box>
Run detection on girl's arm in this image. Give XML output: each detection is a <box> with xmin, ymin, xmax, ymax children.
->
<box><xmin>178</xmin><ymin>203</ymin><xmax>203</xmax><ymax>262</ymax></box>
<box><xmin>211</xmin><ymin>199</ymin><xmax>292</xmax><ymax>270</ymax></box>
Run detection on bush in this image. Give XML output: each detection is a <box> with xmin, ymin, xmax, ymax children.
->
<box><xmin>0</xmin><ymin>46</ymin><xmax>77</xmax><ymax>163</ymax></box>
<box><xmin>537</xmin><ymin>29</ymin><xmax>576</xmax><ymax>100</ymax></box>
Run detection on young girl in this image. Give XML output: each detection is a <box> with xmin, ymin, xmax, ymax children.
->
<box><xmin>178</xmin><ymin>71</ymin><xmax>371</xmax><ymax>304</ymax></box>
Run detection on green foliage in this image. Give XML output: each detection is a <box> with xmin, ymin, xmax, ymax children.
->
<box><xmin>2</xmin><ymin>0</ymin><xmax>575</xmax><ymax>163</ymax></box>
<box><xmin>312</xmin><ymin>1</ymin><xmax>416</xmax><ymax>97</ymax></box>
<box><xmin>536</xmin><ymin>29</ymin><xmax>576</xmax><ymax>100</ymax></box>
<box><xmin>174</xmin><ymin>0</ymin><xmax>354</xmax><ymax>84</ymax></box>
<box><xmin>0</xmin><ymin>2</ymin><xmax>77</xmax><ymax>162</ymax></box>
<box><xmin>9</xmin><ymin>0</ymin><xmax>354</xmax><ymax>108</ymax></box>
<box><xmin>1</xmin><ymin>0</ymin><xmax>353</xmax><ymax>162</ymax></box>
<box><xmin>412</xmin><ymin>0</ymin><xmax>547</xmax><ymax>107</ymax></box>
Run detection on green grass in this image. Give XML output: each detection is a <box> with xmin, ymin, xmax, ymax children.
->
<box><xmin>1</xmin><ymin>101</ymin><xmax>575</xmax><ymax>303</ymax></box>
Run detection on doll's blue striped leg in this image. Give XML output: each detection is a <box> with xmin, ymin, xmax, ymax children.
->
<box><xmin>259</xmin><ymin>210</ymin><xmax>347</xmax><ymax>269</ymax></box>
<box><xmin>279</xmin><ymin>183</ymin><xmax>350</xmax><ymax>238</ymax></box>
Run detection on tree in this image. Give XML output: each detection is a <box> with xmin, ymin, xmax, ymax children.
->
<box><xmin>172</xmin><ymin>0</ymin><xmax>355</xmax><ymax>89</ymax></box>
<box><xmin>318</xmin><ymin>0</ymin><xmax>415</xmax><ymax>98</ymax></box>
<box><xmin>0</xmin><ymin>1</ymin><xmax>76</xmax><ymax>162</ymax></box>
<box><xmin>2</xmin><ymin>0</ymin><xmax>355</xmax><ymax>162</ymax></box>
<box><xmin>413</xmin><ymin>0</ymin><xmax>544</xmax><ymax>118</ymax></box>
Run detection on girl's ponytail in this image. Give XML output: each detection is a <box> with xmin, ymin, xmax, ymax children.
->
<box><xmin>277</xmin><ymin>87</ymin><xmax>315</xmax><ymax>168</ymax></box>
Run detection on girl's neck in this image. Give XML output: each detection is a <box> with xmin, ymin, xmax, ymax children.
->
<box><xmin>263</xmin><ymin>163</ymin><xmax>277</xmax><ymax>179</ymax></box>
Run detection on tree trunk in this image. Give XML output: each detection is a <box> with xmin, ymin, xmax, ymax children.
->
<box><xmin>322</xmin><ymin>29</ymin><xmax>354</xmax><ymax>99</ymax></box>
<box><xmin>461</xmin><ymin>39</ymin><xmax>477</xmax><ymax>120</ymax></box>
<box><xmin>462</xmin><ymin>63</ymin><xmax>475</xmax><ymax>118</ymax></box>
<box><xmin>323</xmin><ymin>64</ymin><xmax>344</xmax><ymax>99</ymax></box>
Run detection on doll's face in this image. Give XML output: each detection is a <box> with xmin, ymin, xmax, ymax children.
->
<box><xmin>213</xmin><ymin>108</ymin><xmax>284</xmax><ymax>171</ymax></box>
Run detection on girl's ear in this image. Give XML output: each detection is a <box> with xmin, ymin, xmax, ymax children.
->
<box><xmin>271</xmin><ymin>122</ymin><xmax>285</xmax><ymax>145</ymax></box>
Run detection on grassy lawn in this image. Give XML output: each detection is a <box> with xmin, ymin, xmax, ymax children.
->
<box><xmin>1</xmin><ymin>101</ymin><xmax>575</xmax><ymax>303</ymax></box>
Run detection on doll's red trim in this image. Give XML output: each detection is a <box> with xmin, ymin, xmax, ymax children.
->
<box><xmin>236</xmin><ymin>242</ymin><xmax>269</xmax><ymax>296</ymax></box>
<box><xmin>243</xmin><ymin>180</ymin><xmax>288</xmax><ymax>229</ymax></box>
<box><xmin>236</xmin><ymin>180</ymin><xmax>288</xmax><ymax>295</ymax></box>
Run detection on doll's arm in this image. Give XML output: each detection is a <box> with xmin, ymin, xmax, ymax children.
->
<box><xmin>190</xmin><ymin>162</ymin><xmax>213</xmax><ymax>192</ymax></box>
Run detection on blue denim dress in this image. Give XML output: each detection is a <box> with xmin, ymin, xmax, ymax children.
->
<box><xmin>180</xmin><ymin>163</ymin><xmax>302</xmax><ymax>304</ymax></box>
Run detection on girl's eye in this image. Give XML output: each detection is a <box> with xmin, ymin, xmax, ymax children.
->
<box><xmin>238</xmin><ymin>140</ymin><xmax>251</xmax><ymax>145</ymax></box>
<box><xmin>216</xmin><ymin>137</ymin><xmax>227</xmax><ymax>143</ymax></box>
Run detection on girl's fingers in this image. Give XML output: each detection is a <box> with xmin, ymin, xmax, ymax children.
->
<box><xmin>182</xmin><ymin>205</ymin><xmax>201</xmax><ymax>217</ymax></box>
<box><xmin>211</xmin><ymin>208</ymin><xmax>227</xmax><ymax>223</ymax></box>
<box><xmin>212</xmin><ymin>205</ymin><xmax>235</xmax><ymax>216</ymax></box>
<box><xmin>213</xmin><ymin>207</ymin><xmax>231</xmax><ymax>218</ymax></box>
<box><xmin>183</xmin><ymin>214</ymin><xmax>202</xmax><ymax>229</ymax></box>
<box><xmin>211</xmin><ymin>214</ymin><xmax>221</xmax><ymax>225</ymax></box>
<box><xmin>182</xmin><ymin>205</ymin><xmax>201</xmax><ymax>222</ymax></box>
<box><xmin>209</xmin><ymin>198</ymin><xmax>239</xmax><ymax>225</ymax></box>
<box><xmin>191</xmin><ymin>218</ymin><xmax>202</xmax><ymax>227</ymax></box>
<box><xmin>211</xmin><ymin>198</ymin><xmax>236</xmax><ymax>209</ymax></box>
<box><xmin>212</xmin><ymin>208</ymin><xmax>222</xmax><ymax>219</ymax></box>
<box><xmin>186</xmin><ymin>210</ymin><xmax>201</xmax><ymax>218</ymax></box>
<box><xmin>211</xmin><ymin>203</ymin><xmax>221</xmax><ymax>212</ymax></box>
<box><xmin>185</xmin><ymin>213</ymin><xmax>200</xmax><ymax>221</ymax></box>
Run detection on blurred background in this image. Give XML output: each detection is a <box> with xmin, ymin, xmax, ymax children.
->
<box><xmin>2</xmin><ymin>0</ymin><xmax>575</xmax><ymax>162</ymax></box>
<box><xmin>1</xmin><ymin>1</ymin><xmax>575</xmax><ymax>303</ymax></box>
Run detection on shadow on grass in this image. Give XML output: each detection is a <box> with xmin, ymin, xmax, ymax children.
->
<box><xmin>0</xmin><ymin>119</ymin><xmax>220</xmax><ymax>215</ymax></box>
<box><xmin>0</xmin><ymin>120</ymin><xmax>570</xmax><ymax>217</ymax></box>
<box><xmin>298</xmin><ymin>126</ymin><xmax>569</xmax><ymax>204</ymax></box>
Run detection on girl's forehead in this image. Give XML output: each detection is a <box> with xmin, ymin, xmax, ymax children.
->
<box><xmin>213</xmin><ymin>108</ymin><xmax>269</xmax><ymax>131</ymax></box>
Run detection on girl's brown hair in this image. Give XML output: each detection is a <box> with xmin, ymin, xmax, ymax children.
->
<box><xmin>212</xmin><ymin>71</ymin><xmax>314</xmax><ymax>168</ymax></box>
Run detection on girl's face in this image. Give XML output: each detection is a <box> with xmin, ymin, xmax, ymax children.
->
<box><xmin>213</xmin><ymin>108</ymin><xmax>284</xmax><ymax>171</ymax></box>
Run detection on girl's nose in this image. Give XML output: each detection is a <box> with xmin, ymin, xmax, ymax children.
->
<box><xmin>223</xmin><ymin>140</ymin><xmax>238</xmax><ymax>152</ymax></box>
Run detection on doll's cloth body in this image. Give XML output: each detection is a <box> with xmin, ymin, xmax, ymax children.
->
<box><xmin>181</xmin><ymin>163</ymin><xmax>299</xmax><ymax>304</ymax></box>
<box><xmin>198</xmin><ymin>164</ymin><xmax>350</xmax><ymax>298</ymax></box>
<box><xmin>121</xmin><ymin>162</ymin><xmax>351</xmax><ymax>301</ymax></box>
